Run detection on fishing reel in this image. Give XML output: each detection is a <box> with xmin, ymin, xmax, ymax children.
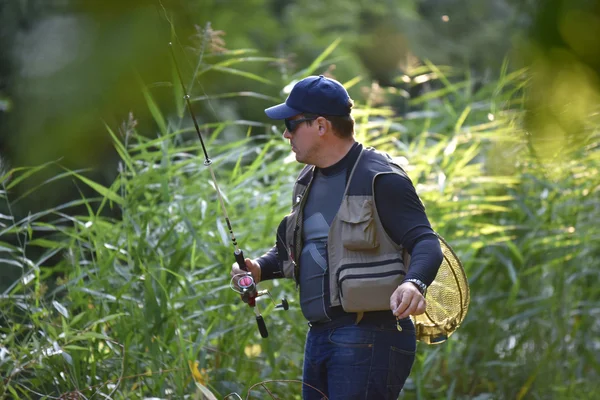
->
<box><xmin>230</xmin><ymin>270</ymin><xmax>289</xmax><ymax>338</ymax></box>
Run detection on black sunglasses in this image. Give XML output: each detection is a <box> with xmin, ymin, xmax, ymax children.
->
<box><xmin>284</xmin><ymin>115</ymin><xmax>319</xmax><ymax>133</ymax></box>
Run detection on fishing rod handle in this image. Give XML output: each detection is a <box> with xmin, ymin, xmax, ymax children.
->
<box><xmin>256</xmin><ymin>315</ymin><xmax>269</xmax><ymax>338</ymax></box>
<box><xmin>234</xmin><ymin>249</ymin><xmax>247</xmax><ymax>272</ymax></box>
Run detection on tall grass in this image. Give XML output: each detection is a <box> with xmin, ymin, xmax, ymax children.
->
<box><xmin>1</xmin><ymin>37</ymin><xmax>599</xmax><ymax>400</ymax></box>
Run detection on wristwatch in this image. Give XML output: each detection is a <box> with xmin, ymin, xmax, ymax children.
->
<box><xmin>403</xmin><ymin>278</ymin><xmax>428</xmax><ymax>296</ymax></box>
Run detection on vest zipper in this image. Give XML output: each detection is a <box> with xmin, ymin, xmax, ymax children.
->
<box><xmin>338</xmin><ymin>270</ymin><xmax>405</xmax><ymax>298</ymax></box>
<box><xmin>336</xmin><ymin>257</ymin><xmax>404</xmax><ymax>277</ymax></box>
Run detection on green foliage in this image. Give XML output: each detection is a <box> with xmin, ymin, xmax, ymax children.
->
<box><xmin>1</xmin><ymin>36</ymin><xmax>599</xmax><ymax>400</ymax></box>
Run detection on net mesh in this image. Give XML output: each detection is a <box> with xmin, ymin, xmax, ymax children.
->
<box><xmin>411</xmin><ymin>234</ymin><xmax>470</xmax><ymax>344</ymax></box>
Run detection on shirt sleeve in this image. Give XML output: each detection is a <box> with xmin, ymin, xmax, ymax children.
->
<box><xmin>255</xmin><ymin>245</ymin><xmax>283</xmax><ymax>281</ymax></box>
<box><xmin>374</xmin><ymin>173</ymin><xmax>443</xmax><ymax>286</ymax></box>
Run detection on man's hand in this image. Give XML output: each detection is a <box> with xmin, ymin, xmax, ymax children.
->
<box><xmin>390</xmin><ymin>282</ymin><xmax>426</xmax><ymax>319</ymax></box>
<box><xmin>230</xmin><ymin>258</ymin><xmax>262</xmax><ymax>288</ymax></box>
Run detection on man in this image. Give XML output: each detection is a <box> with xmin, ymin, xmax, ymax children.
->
<box><xmin>231</xmin><ymin>75</ymin><xmax>443</xmax><ymax>399</ymax></box>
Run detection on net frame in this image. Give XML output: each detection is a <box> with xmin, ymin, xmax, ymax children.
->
<box><xmin>409</xmin><ymin>234</ymin><xmax>470</xmax><ymax>344</ymax></box>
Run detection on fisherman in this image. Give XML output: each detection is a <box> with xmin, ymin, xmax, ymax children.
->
<box><xmin>231</xmin><ymin>75</ymin><xmax>443</xmax><ymax>400</ymax></box>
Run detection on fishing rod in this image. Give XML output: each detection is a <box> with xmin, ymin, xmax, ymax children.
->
<box><xmin>167</xmin><ymin>42</ymin><xmax>288</xmax><ymax>338</ymax></box>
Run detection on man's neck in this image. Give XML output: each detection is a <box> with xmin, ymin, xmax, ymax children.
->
<box><xmin>316</xmin><ymin>138</ymin><xmax>356</xmax><ymax>168</ymax></box>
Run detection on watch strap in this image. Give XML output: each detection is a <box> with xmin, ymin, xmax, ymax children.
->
<box><xmin>403</xmin><ymin>278</ymin><xmax>427</xmax><ymax>296</ymax></box>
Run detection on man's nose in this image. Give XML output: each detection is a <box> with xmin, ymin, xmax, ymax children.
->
<box><xmin>283</xmin><ymin>129</ymin><xmax>291</xmax><ymax>139</ymax></box>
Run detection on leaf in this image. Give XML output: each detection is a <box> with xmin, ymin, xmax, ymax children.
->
<box><xmin>298</xmin><ymin>37</ymin><xmax>342</xmax><ymax>77</ymax></box>
<box><xmin>4</xmin><ymin>162</ymin><xmax>55</xmax><ymax>190</ymax></box>
<box><xmin>52</xmin><ymin>300</ymin><xmax>69</xmax><ymax>319</ymax></box>
<box><xmin>210</xmin><ymin>66</ymin><xmax>273</xmax><ymax>84</ymax></box>
<box><xmin>69</xmin><ymin>312</ymin><xmax>87</xmax><ymax>327</ymax></box>
<box><xmin>454</xmin><ymin>106</ymin><xmax>471</xmax><ymax>133</ymax></box>
<box><xmin>138</xmin><ymin>74</ymin><xmax>168</xmax><ymax>136</ymax></box>
<box><xmin>505</xmin><ymin>240</ymin><xmax>524</xmax><ymax>267</ymax></box>
<box><xmin>343</xmin><ymin>75</ymin><xmax>363</xmax><ymax>89</ymax></box>
<box><xmin>8</xmin><ymin>385</ymin><xmax>20</xmax><ymax>398</ymax></box>
<box><xmin>192</xmin><ymin>91</ymin><xmax>281</xmax><ymax>103</ymax></box>
<box><xmin>216</xmin><ymin>218</ymin><xmax>229</xmax><ymax>247</ymax></box>
<box><xmin>84</xmin><ymin>313</ymin><xmax>128</xmax><ymax>329</ymax></box>
<box><xmin>105</xmin><ymin>122</ymin><xmax>136</xmax><ymax>176</ymax></box>
<box><xmin>28</xmin><ymin>238</ymin><xmax>66</xmax><ymax>249</ymax></box>
<box><xmin>61</xmin><ymin>351</ymin><xmax>73</xmax><ymax>366</ymax></box>
<box><xmin>195</xmin><ymin>382</ymin><xmax>219</xmax><ymax>400</ymax></box>
<box><xmin>409</xmin><ymin>81</ymin><xmax>471</xmax><ymax>106</ymax></box>
<box><xmin>70</xmin><ymin>172</ymin><xmax>124</xmax><ymax>205</ymax></box>
<box><xmin>69</xmin><ymin>332</ymin><xmax>110</xmax><ymax>342</ymax></box>
<box><xmin>206</xmin><ymin>56</ymin><xmax>281</xmax><ymax>69</ymax></box>
<box><xmin>75</xmin><ymin>287</ymin><xmax>117</xmax><ymax>301</ymax></box>
<box><xmin>63</xmin><ymin>345</ymin><xmax>88</xmax><ymax>351</ymax></box>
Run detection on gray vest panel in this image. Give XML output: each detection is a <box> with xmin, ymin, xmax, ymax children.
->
<box><xmin>298</xmin><ymin>169</ymin><xmax>345</xmax><ymax>323</ymax></box>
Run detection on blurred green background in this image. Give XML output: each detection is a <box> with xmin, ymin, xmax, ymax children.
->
<box><xmin>0</xmin><ymin>0</ymin><xmax>533</xmax><ymax>172</ymax></box>
<box><xmin>0</xmin><ymin>0</ymin><xmax>599</xmax><ymax>399</ymax></box>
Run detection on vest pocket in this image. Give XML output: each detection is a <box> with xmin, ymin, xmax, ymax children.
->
<box><xmin>337</xmin><ymin>260</ymin><xmax>405</xmax><ymax>312</ymax></box>
<box><xmin>337</xmin><ymin>198</ymin><xmax>378</xmax><ymax>250</ymax></box>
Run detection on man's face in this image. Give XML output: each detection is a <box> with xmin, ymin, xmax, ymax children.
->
<box><xmin>283</xmin><ymin>114</ymin><xmax>320</xmax><ymax>165</ymax></box>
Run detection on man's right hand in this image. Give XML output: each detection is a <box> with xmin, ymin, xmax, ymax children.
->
<box><xmin>230</xmin><ymin>258</ymin><xmax>262</xmax><ymax>288</ymax></box>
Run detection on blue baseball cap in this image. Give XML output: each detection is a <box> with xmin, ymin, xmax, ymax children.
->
<box><xmin>265</xmin><ymin>75</ymin><xmax>351</xmax><ymax>120</ymax></box>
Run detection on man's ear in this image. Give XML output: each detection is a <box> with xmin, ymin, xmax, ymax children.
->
<box><xmin>317</xmin><ymin>116</ymin><xmax>328</xmax><ymax>136</ymax></box>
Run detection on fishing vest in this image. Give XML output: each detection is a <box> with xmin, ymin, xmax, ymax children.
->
<box><xmin>276</xmin><ymin>146</ymin><xmax>410</xmax><ymax>312</ymax></box>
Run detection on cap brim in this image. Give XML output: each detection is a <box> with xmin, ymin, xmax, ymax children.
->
<box><xmin>264</xmin><ymin>103</ymin><xmax>302</xmax><ymax>120</ymax></box>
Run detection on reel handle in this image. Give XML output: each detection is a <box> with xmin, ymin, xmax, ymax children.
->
<box><xmin>256</xmin><ymin>315</ymin><xmax>268</xmax><ymax>338</ymax></box>
<box><xmin>276</xmin><ymin>298</ymin><xmax>289</xmax><ymax>311</ymax></box>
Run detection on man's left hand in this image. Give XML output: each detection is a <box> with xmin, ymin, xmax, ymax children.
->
<box><xmin>390</xmin><ymin>282</ymin><xmax>427</xmax><ymax>319</ymax></box>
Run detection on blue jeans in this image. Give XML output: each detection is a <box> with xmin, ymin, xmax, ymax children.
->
<box><xmin>302</xmin><ymin>316</ymin><xmax>416</xmax><ymax>400</ymax></box>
